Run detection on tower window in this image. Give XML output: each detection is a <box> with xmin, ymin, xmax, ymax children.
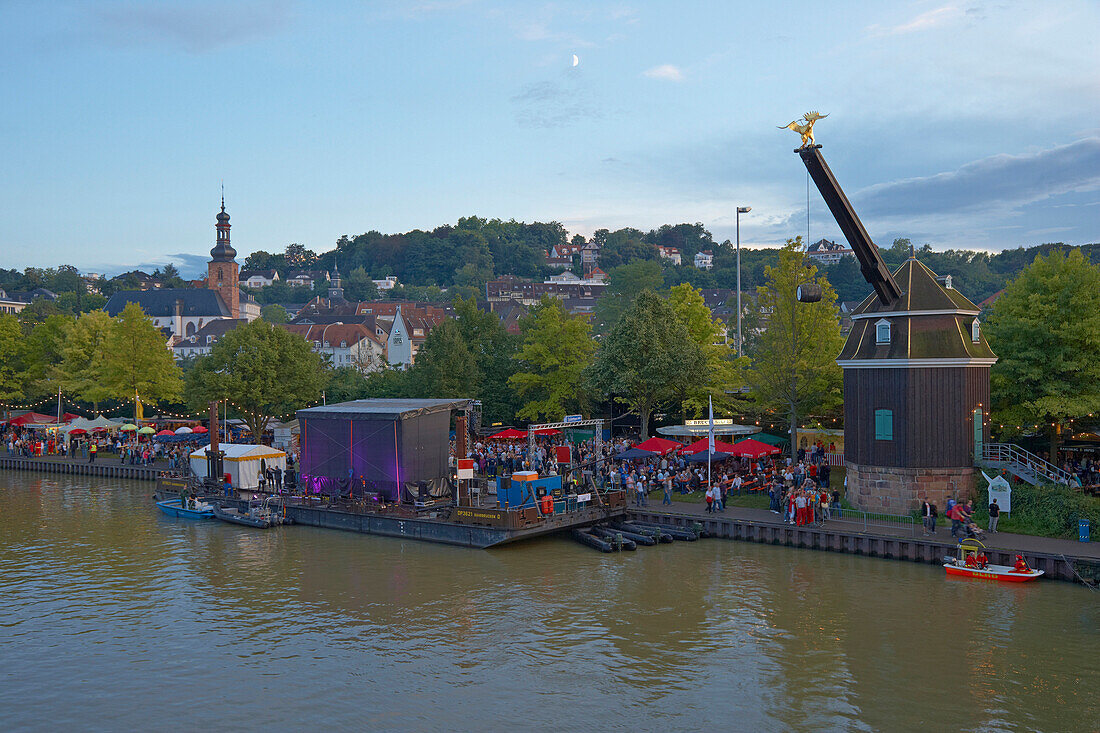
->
<box><xmin>875</xmin><ymin>318</ymin><xmax>891</xmax><ymax>344</ymax></box>
<box><xmin>971</xmin><ymin>319</ymin><xmax>981</xmax><ymax>342</ymax></box>
<box><xmin>874</xmin><ymin>409</ymin><xmax>893</xmax><ymax>441</ymax></box>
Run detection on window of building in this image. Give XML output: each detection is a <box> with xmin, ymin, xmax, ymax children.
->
<box><xmin>971</xmin><ymin>319</ymin><xmax>981</xmax><ymax>342</ymax></box>
<box><xmin>874</xmin><ymin>409</ymin><xmax>893</xmax><ymax>441</ymax></box>
<box><xmin>875</xmin><ymin>318</ymin><xmax>891</xmax><ymax>344</ymax></box>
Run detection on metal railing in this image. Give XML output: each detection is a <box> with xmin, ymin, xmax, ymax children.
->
<box><xmin>826</xmin><ymin>507</ymin><xmax>919</xmax><ymax>536</ymax></box>
<box><xmin>981</xmin><ymin>443</ymin><xmax>1072</xmax><ymax>486</ymax></box>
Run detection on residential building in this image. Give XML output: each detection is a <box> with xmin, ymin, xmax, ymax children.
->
<box><xmin>281</xmin><ymin>323</ymin><xmax>385</xmax><ymax>372</ymax></box>
<box><xmin>285</xmin><ymin>270</ymin><xmax>330</xmax><ymax>288</ymax></box>
<box><xmin>239</xmin><ymin>269</ymin><xmax>280</xmax><ymax>288</ymax></box>
<box><xmin>0</xmin><ymin>289</ymin><xmax>27</xmax><ymax>315</ymax></box>
<box><xmin>172</xmin><ymin>319</ymin><xmax>246</xmax><ymax>360</ymax></box>
<box><xmin>372</xmin><ymin>276</ymin><xmax>398</xmax><ymax>291</ymax></box>
<box><xmin>581</xmin><ymin>241</ymin><xmax>600</xmax><ymax>277</ymax></box>
<box><xmin>656</xmin><ymin>245</ymin><xmax>682</xmax><ymax>265</ymax></box>
<box><xmin>694</xmin><ymin>250</ymin><xmax>714</xmax><ymax>270</ymax></box>
<box><xmin>806</xmin><ymin>238</ymin><xmax>854</xmax><ymax>265</ymax></box>
<box><xmin>485</xmin><ymin>276</ymin><xmax>606</xmax><ymax>307</ymax></box>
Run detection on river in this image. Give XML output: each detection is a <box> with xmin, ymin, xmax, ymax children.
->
<box><xmin>0</xmin><ymin>473</ymin><xmax>1096</xmax><ymax>732</ymax></box>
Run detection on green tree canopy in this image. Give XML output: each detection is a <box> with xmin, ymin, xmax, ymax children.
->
<box><xmin>406</xmin><ymin>319</ymin><xmax>480</xmax><ymax>398</ymax></box>
<box><xmin>22</xmin><ymin>314</ymin><xmax>73</xmax><ymax>398</ymax></box>
<box><xmin>184</xmin><ymin>320</ymin><xmax>325</xmax><ymax>439</ymax></box>
<box><xmin>593</xmin><ymin>259</ymin><xmax>664</xmax><ymax>334</ymax></box>
<box><xmin>509</xmin><ymin>296</ymin><xmax>597</xmax><ymax>422</ymax></box>
<box><xmin>667</xmin><ymin>283</ymin><xmax>746</xmax><ymax>417</ymax></box>
<box><xmin>986</xmin><ymin>248</ymin><xmax>1100</xmax><ymax>454</ymax></box>
<box><xmin>586</xmin><ymin>289</ymin><xmax>704</xmax><ymax>438</ymax></box>
<box><xmin>745</xmin><ymin>238</ymin><xmax>844</xmax><ymax>458</ymax></box>
<box><xmin>0</xmin><ymin>313</ymin><xmax>25</xmax><ymax>405</ymax></box>
<box><xmin>59</xmin><ymin>310</ymin><xmax>114</xmax><ymax>410</ymax></box>
<box><xmin>260</xmin><ymin>304</ymin><xmax>289</xmax><ymax>324</ymax></box>
<box><xmin>101</xmin><ymin>303</ymin><xmax>183</xmax><ymax>418</ymax></box>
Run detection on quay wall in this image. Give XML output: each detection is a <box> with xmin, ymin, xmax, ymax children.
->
<box><xmin>629</xmin><ymin>509</ymin><xmax>1099</xmax><ymax>586</ymax></box>
<box><xmin>0</xmin><ymin>456</ymin><xmax>158</xmax><ymax>482</ymax></box>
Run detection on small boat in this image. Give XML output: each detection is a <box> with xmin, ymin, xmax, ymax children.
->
<box><xmin>156</xmin><ymin>497</ymin><xmax>215</xmax><ymax>519</ymax></box>
<box><xmin>212</xmin><ymin>498</ymin><xmax>287</xmax><ymax>529</ymax></box>
<box><xmin>943</xmin><ymin>539</ymin><xmax>1043</xmax><ymax>582</ymax></box>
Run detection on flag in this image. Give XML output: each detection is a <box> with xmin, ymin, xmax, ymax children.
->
<box><xmin>708</xmin><ymin>395</ymin><xmax>715</xmax><ymax>454</ymax></box>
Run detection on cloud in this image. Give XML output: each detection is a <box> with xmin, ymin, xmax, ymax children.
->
<box><xmin>856</xmin><ymin>138</ymin><xmax>1100</xmax><ymax>218</ymax></box>
<box><xmin>866</xmin><ymin>5</ymin><xmax>962</xmax><ymax>37</ymax></box>
<box><xmin>87</xmin><ymin>0</ymin><xmax>290</xmax><ymax>52</ymax></box>
<box><xmin>642</xmin><ymin>64</ymin><xmax>684</xmax><ymax>82</ymax></box>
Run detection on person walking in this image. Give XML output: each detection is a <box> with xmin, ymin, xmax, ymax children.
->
<box><xmin>921</xmin><ymin>497</ymin><xmax>934</xmax><ymax>536</ymax></box>
<box><xmin>704</xmin><ymin>484</ymin><xmax>715</xmax><ymax>513</ymax></box>
<box><xmin>988</xmin><ymin>498</ymin><xmax>1000</xmax><ymax>533</ymax></box>
<box><xmin>662</xmin><ymin>471</ymin><xmax>672</xmax><ymax>505</ymax></box>
<box><xmin>88</xmin><ymin>441</ymin><xmax>97</xmax><ymax>463</ymax></box>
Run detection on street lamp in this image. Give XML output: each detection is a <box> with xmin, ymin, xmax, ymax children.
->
<box><xmin>736</xmin><ymin>206</ymin><xmax>751</xmax><ymax>358</ymax></box>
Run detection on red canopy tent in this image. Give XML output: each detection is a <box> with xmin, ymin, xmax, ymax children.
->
<box><xmin>487</xmin><ymin>428</ymin><xmax>527</xmax><ymax>440</ymax></box>
<box><xmin>532</xmin><ymin>428</ymin><xmax>562</xmax><ymax>436</ymax></box>
<box><xmin>730</xmin><ymin>438</ymin><xmax>782</xmax><ymax>459</ymax></box>
<box><xmin>681</xmin><ymin>438</ymin><xmax>740</xmax><ymax>455</ymax></box>
<box><xmin>5</xmin><ymin>412</ymin><xmax>61</xmax><ymax>426</ymax></box>
<box><xmin>634</xmin><ymin>437</ymin><xmax>683</xmax><ymax>455</ymax></box>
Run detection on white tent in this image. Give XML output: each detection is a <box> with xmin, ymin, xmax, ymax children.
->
<box><xmin>190</xmin><ymin>444</ymin><xmax>287</xmax><ymax>490</ymax></box>
<box><xmin>62</xmin><ymin>415</ymin><xmax>125</xmax><ymax>434</ymax></box>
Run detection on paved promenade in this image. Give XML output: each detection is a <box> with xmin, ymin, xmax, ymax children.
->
<box><xmin>634</xmin><ymin>498</ymin><xmax>1100</xmax><ymax>561</ymax></box>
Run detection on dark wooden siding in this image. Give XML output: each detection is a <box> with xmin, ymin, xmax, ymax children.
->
<box><xmin>843</xmin><ymin>367</ymin><xmax>990</xmax><ymax>468</ymax></box>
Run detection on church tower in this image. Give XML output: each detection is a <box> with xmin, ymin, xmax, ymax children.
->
<box><xmin>328</xmin><ymin>257</ymin><xmax>344</xmax><ymax>301</ymax></box>
<box><xmin>208</xmin><ymin>196</ymin><xmax>240</xmax><ymax>318</ymax></box>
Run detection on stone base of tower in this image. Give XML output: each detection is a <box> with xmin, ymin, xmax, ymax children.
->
<box><xmin>845</xmin><ymin>463</ymin><xmax>977</xmax><ymax>514</ymax></box>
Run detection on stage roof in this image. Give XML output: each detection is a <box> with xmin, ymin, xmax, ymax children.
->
<box><xmin>298</xmin><ymin>398</ymin><xmax>472</xmax><ymax>420</ymax></box>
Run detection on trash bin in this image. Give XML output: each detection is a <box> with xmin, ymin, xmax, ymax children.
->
<box><xmin>1080</xmin><ymin>518</ymin><xmax>1091</xmax><ymax>543</ymax></box>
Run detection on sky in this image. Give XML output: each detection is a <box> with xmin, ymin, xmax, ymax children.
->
<box><xmin>1</xmin><ymin>0</ymin><xmax>1098</xmax><ymax>277</ymax></box>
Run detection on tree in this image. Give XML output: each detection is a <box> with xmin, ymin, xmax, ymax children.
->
<box><xmin>185</xmin><ymin>320</ymin><xmax>325</xmax><ymax>439</ymax></box>
<box><xmin>746</xmin><ymin>238</ymin><xmax>844</xmax><ymax>459</ymax></box>
<box><xmin>22</xmin><ymin>314</ymin><xmax>73</xmax><ymax>398</ymax></box>
<box><xmin>598</xmin><ymin>228</ymin><xmax>658</xmax><ymax>270</ymax></box>
<box><xmin>284</xmin><ymin>243</ymin><xmax>317</xmax><ymax>268</ymax></box>
<box><xmin>0</xmin><ymin>313</ymin><xmax>25</xmax><ymax>406</ymax></box>
<box><xmin>261</xmin><ymin>304</ymin><xmax>289</xmax><ymax>324</ymax></box>
<box><xmin>100</xmin><ymin>303</ymin><xmax>183</xmax><ymax>418</ymax></box>
<box><xmin>343</xmin><ymin>266</ymin><xmax>379</xmax><ymax>302</ymax></box>
<box><xmin>586</xmin><ymin>290</ymin><xmax>704</xmax><ymax>438</ymax></box>
<box><xmin>406</xmin><ymin>319</ymin><xmax>480</xmax><ymax>398</ymax></box>
<box><xmin>509</xmin><ymin>296</ymin><xmax>596</xmax><ymax>421</ymax></box>
<box><xmin>593</xmin><ymin>259</ymin><xmax>664</xmax><ymax>333</ymax></box>
<box><xmin>667</xmin><ymin>284</ymin><xmax>745</xmax><ymax>417</ymax></box>
<box><xmin>453</xmin><ymin>296</ymin><xmax>520</xmax><ymax>424</ymax></box>
<box><xmin>986</xmin><ymin>249</ymin><xmax>1100</xmax><ymax>455</ymax></box>
<box><xmin>59</xmin><ymin>310</ymin><xmax>114</xmax><ymax>411</ymax></box>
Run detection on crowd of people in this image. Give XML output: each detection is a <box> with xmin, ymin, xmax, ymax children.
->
<box><xmin>2</xmin><ymin>424</ymin><xmax>199</xmax><ymax>469</ymax></box>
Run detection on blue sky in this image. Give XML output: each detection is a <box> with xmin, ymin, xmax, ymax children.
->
<box><xmin>1</xmin><ymin>0</ymin><xmax>1098</xmax><ymax>276</ymax></box>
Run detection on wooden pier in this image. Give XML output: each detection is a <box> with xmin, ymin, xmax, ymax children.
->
<box><xmin>629</xmin><ymin>506</ymin><xmax>1100</xmax><ymax>585</ymax></box>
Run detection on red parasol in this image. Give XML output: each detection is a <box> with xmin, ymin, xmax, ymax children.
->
<box><xmin>487</xmin><ymin>427</ymin><xmax>526</xmax><ymax>440</ymax></box>
<box><xmin>730</xmin><ymin>438</ymin><xmax>782</xmax><ymax>459</ymax></box>
<box><xmin>634</xmin><ymin>437</ymin><xmax>683</xmax><ymax>455</ymax></box>
<box><xmin>155</xmin><ymin>429</ymin><xmax>175</xmax><ymax>436</ymax></box>
<box><xmin>68</xmin><ymin>428</ymin><xmax>88</xmax><ymax>435</ymax></box>
<box><xmin>681</xmin><ymin>438</ymin><xmax>740</xmax><ymax>455</ymax></box>
<box><xmin>192</xmin><ymin>425</ymin><xmax>209</xmax><ymax>434</ymax></box>
<box><xmin>532</xmin><ymin>428</ymin><xmax>561</xmax><ymax>436</ymax></box>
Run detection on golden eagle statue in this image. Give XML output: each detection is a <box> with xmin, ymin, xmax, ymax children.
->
<box><xmin>779</xmin><ymin>111</ymin><xmax>828</xmax><ymax>147</ymax></box>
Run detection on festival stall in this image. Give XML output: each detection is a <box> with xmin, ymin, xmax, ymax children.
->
<box><xmin>189</xmin><ymin>444</ymin><xmax>287</xmax><ymax>491</ymax></box>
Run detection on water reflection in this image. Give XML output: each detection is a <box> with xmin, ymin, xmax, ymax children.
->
<box><xmin>0</xmin><ymin>473</ymin><xmax>1096</xmax><ymax>732</ymax></box>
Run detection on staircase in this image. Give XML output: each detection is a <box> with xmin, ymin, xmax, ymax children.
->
<box><xmin>980</xmin><ymin>443</ymin><xmax>1072</xmax><ymax>487</ymax></box>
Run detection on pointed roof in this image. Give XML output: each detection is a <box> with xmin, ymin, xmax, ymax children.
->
<box><xmin>838</xmin><ymin>257</ymin><xmax>996</xmax><ymax>364</ymax></box>
<box><xmin>851</xmin><ymin>257</ymin><xmax>979</xmax><ymax>317</ymax></box>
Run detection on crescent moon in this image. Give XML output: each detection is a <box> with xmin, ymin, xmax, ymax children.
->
<box><xmin>572</xmin><ymin>54</ymin><xmax>579</xmax><ymax>67</ymax></box>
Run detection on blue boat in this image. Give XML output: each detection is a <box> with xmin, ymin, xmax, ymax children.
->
<box><xmin>156</xmin><ymin>498</ymin><xmax>215</xmax><ymax>519</ymax></box>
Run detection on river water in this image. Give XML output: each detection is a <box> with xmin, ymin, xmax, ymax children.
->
<box><xmin>0</xmin><ymin>473</ymin><xmax>1097</xmax><ymax>732</ymax></box>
